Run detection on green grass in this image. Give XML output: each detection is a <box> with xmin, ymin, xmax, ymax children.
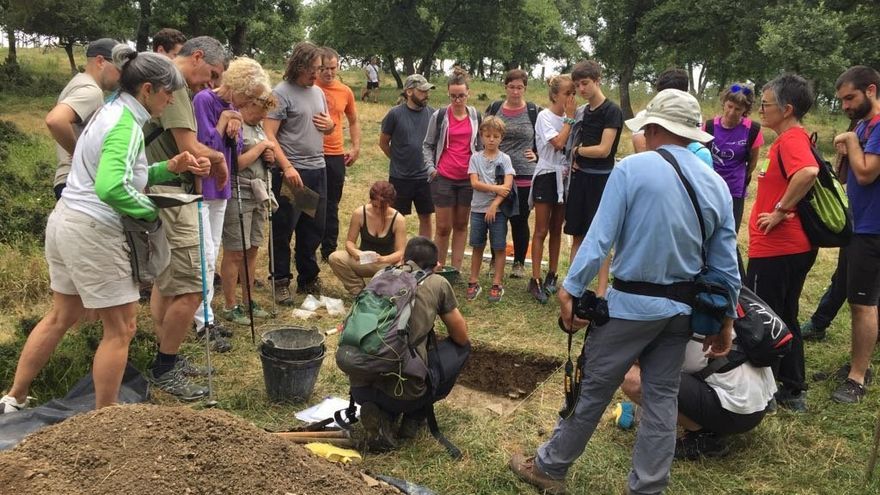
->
<box><xmin>0</xmin><ymin>47</ymin><xmax>876</xmax><ymax>495</ymax></box>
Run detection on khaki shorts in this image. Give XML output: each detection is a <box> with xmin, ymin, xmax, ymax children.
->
<box><xmin>45</xmin><ymin>200</ymin><xmax>139</xmax><ymax>309</ymax></box>
<box><xmin>155</xmin><ymin>244</ymin><xmax>204</xmax><ymax>297</ymax></box>
<box><xmin>151</xmin><ymin>185</ymin><xmax>200</xmax><ymax>249</ymax></box>
<box><xmin>222</xmin><ymin>198</ymin><xmax>266</xmax><ymax>250</ymax></box>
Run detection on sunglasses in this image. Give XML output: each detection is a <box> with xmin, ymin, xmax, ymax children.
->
<box><xmin>449</xmin><ymin>93</ymin><xmax>468</xmax><ymax>100</ymax></box>
<box><xmin>730</xmin><ymin>84</ymin><xmax>752</xmax><ymax>96</ymax></box>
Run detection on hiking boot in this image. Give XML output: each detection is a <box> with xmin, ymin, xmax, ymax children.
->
<box><xmin>0</xmin><ymin>394</ymin><xmax>29</xmax><ymax>414</ymax></box>
<box><xmin>398</xmin><ymin>416</ymin><xmax>425</xmax><ymax>440</ymax></box>
<box><xmin>274</xmin><ymin>279</ymin><xmax>294</xmax><ymax>306</ymax></box>
<box><xmin>466</xmin><ymin>282</ymin><xmax>482</xmax><ymax>301</ymax></box>
<box><xmin>148</xmin><ymin>367</ymin><xmax>208</xmax><ymax>401</ymax></box>
<box><xmin>543</xmin><ymin>271</ymin><xmax>558</xmax><ymax>295</ymax></box>
<box><xmin>832</xmin><ymin>378</ymin><xmax>867</xmax><ymax>404</ymax></box>
<box><xmin>508</xmin><ymin>453</ymin><xmax>567</xmax><ymax>495</ymax></box>
<box><xmin>196</xmin><ymin>325</ymin><xmax>233</xmax><ymax>353</ymax></box>
<box><xmin>221</xmin><ymin>305</ymin><xmax>252</xmax><ymax>326</ymax></box>
<box><xmin>176</xmin><ymin>355</ymin><xmax>213</xmax><ymax>378</ymax></box>
<box><xmin>194</xmin><ymin>322</ymin><xmax>233</xmax><ymax>339</ymax></box>
<box><xmin>774</xmin><ymin>388</ymin><xmax>807</xmax><ymax>413</ymax></box>
<box><xmin>801</xmin><ymin>320</ymin><xmax>827</xmax><ymax>342</ymax></box>
<box><xmin>297</xmin><ymin>278</ymin><xmax>322</xmax><ymax>295</ymax></box>
<box><xmin>528</xmin><ymin>278</ymin><xmax>548</xmax><ymax>304</ymax></box>
<box><xmin>834</xmin><ymin>363</ymin><xmax>873</xmax><ymax>385</ymax></box>
<box><xmin>249</xmin><ymin>301</ymin><xmax>271</xmax><ymax>319</ymax></box>
<box><xmin>674</xmin><ymin>431</ymin><xmax>730</xmax><ymax>460</ymax></box>
<box><xmin>358</xmin><ymin>402</ymin><xmax>398</xmax><ymax>452</ymax></box>
<box><xmin>488</xmin><ymin>284</ymin><xmax>505</xmax><ymax>303</ymax></box>
<box><xmin>511</xmin><ymin>261</ymin><xmax>526</xmax><ymax>279</ymax></box>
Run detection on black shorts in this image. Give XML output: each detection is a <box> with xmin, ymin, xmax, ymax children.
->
<box><xmin>367</xmin><ymin>81</ymin><xmax>379</xmax><ymax>89</ymax></box>
<box><xmin>677</xmin><ymin>372</ymin><xmax>767</xmax><ymax>436</ymax></box>
<box><xmin>847</xmin><ymin>234</ymin><xmax>880</xmax><ymax>305</ymax></box>
<box><xmin>430</xmin><ymin>174</ymin><xmax>472</xmax><ymax>208</ymax></box>
<box><xmin>390</xmin><ymin>176</ymin><xmax>434</xmax><ymax>215</ymax></box>
<box><xmin>531</xmin><ymin>173</ymin><xmax>562</xmax><ymax>204</ymax></box>
<box><xmin>564</xmin><ymin>170</ymin><xmax>610</xmax><ymax>236</ymax></box>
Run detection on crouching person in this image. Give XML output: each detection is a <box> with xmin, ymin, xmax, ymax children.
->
<box><xmin>620</xmin><ymin>333</ymin><xmax>776</xmax><ymax>460</ymax></box>
<box><xmin>335</xmin><ymin>236</ymin><xmax>470</xmax><ymax>452</ymax></box>
<box><xmin>328</xmin><ymin>181</ymin><xmax>407</xmax><ymax>296</ymax></box>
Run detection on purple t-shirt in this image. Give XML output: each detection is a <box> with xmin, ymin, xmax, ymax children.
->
<box><xmin>851</xmin><ymin>117</ymin><xmax>880</xmax><ymax>234</ymax></box>
<box><xmin>706</xmin><ymin>117</ymin><xmax>764</xmax><ymax>198</ymax></box>
<box><xmin>193</xmin><ymin>89</ymin><xmax>243</xmax><ymax>200</ymax></box>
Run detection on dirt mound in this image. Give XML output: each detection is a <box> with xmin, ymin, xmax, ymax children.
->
<box><xmin>0</xmin><ymin>404</ymin><xmax>396</xmax><ymax>495</ymax></box>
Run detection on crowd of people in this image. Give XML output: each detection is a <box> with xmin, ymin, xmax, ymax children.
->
<box><xmin>0</xmin><ymin>29</ymin><xmax>878</xmax><ymax>495</ymax></box>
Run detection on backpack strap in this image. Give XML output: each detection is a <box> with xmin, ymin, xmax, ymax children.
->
<box><xmin>486</xmin><ymin>100</ymin><xmax>502</xmax><ymax>116</ymax></box>
<box><xmin>425</xmin><ymin>403</ymin><xmax>462</xmax><ymax>459</ymax></box>
<box><xmin>704</xmin><ymin>118</ymin><xmax>715</xmax><ymax>136</ymax></box>
<box><xmin>527</xmin><ymin>102</ymin><xmax>539</xmax><ymax>154</ymax></box>
<box><xmin>334</xmin><ymin>394</ymin><xmax>360</xmax><ymax>430</ymax></box>
<box><xmin>434</xmin><ymin>106</ymin><xmax>447</xmax><ymax>142</ymax></box>
<box><xmin>747</xmin><ymin>121</ymin><xmax>761</xmax><ymax>150</ymax></box>
<box><xmin>695</xmin><ymin>356</ymin><xmax>730</xmax><ymax>380</ymax></box>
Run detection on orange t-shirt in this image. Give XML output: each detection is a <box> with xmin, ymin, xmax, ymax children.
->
<box><xmin>316</xmin><ymin>79</ymin><xmax>356</xmax><ymax>155</ymax></box>
<box><xmin>748</xmin><ymin>126</ymin><xmax>818</xmax><ymax>258</ymax></box>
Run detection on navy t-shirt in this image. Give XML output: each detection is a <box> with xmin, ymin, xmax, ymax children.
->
<box><xmin>852</xmin><ymin>118</ymin><xmax>880</xmax><ymax>234</ymax></box>
<box><xmin>575</xmin><ymin>99</ymin><xmax>623</xmax><ymax>173</ymax></box>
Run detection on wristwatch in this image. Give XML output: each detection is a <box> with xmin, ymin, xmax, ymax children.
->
<box><xmin>774</xmin><ymin>202</ymin><xmax>795</xmax><ymax>213</ymax></box>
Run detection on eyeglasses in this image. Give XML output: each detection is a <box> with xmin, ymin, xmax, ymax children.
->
<box><xmin>506</xmin><ymin>85</ymin><xmax>525</xmax><ymax>91</ymax></box>
<box><xmin>760</xmin><ymin>101</ymin><xmax>779</xmax><ymax>111</ymax></box>
<box><xmin>449</xmin><ymin>93</ymin><xmax>468</xmax><ymax>100</ymax></box>
<box><xmin>730</xmin><ymin>84</ymin><xmax>752</xmax><ymax>96</ymax></box>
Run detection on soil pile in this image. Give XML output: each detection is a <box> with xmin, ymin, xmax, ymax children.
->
<box><xmin>0</xmin><ymin>404</ymin><xmax>396</xmax><ymax>495</ymax></box>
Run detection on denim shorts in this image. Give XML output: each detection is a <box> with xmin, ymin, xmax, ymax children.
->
<box><xmin>469</xmin><ymin>210</ymin><xmax>508</xmax><ymax>250</ymax></box>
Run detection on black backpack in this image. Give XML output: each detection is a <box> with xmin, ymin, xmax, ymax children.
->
<box><xmin>697</xmin><ymin>287</ymin><xmax>792</xmax><ymax>378</ymax></box>
<box><xmin>486</xmin><ymin>100</ymin><xmax>540</xmax><ymax>153</ymax></box>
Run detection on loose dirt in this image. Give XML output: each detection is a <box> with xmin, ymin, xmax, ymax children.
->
<box><xmin>458</xmin><ymin>346</ymin><xmax>563</xmax><ymax>399</ymax></box>
<box><xmin>0</xmin><ymin>404</ymin><xmax>398</xmax><ymax>495</ymax></box>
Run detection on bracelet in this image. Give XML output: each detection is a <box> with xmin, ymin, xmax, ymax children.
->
<box><xmin>563</xmin><ymin>117</ymin><xmax>577</xmax><ymax>125</ymax></box>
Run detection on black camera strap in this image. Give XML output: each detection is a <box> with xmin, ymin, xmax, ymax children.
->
<box><xmin>558</xmin><ymin>313</ymin><xmax>590</xmax><ymax>420</ymax></box>
<box><xmin>655</xmin><ymin>148</ymin><xmax>707</xmax><ymax>269</ymax></box>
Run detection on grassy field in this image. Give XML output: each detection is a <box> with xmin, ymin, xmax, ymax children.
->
<box><xmin>0</xmin><ymin>48</ymin><xmax>875</xmax><ymax>495</ymax></box>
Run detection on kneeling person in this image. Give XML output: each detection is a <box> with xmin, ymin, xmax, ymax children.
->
<box><xmin>342</xmin><ymin>237</ymin><xmax>469</xmax><ymax>450</ymax></box>
<box><xmin>328</xmin><ymin>181</ymin><xmax>406</xmax><ymax>296</ymax></box>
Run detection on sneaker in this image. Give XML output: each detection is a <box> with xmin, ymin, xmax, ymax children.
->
<box><xmin>832</xmin><ymin>378</ymin><xmax>867</xmax><ymax>404</ymax></box>
<box><xmin>613</xmin><ymin>401</ymin><xmax>639</xmax><ymax>430</ymax></box>
<box><xmin>0</xmin><ymin>394</ymin><xmax>29</xmax><ymax>414</ymax></box>
<box><xmin>176</xmin><ymin>355</ymin><xmax>213</xmax><ymax>378</ymax></box>
<box><xmin>221</xmin><ymin>305</ymin><xmax>252</xmax><ymax>326</ymax></box>
<box><xmin>834</xmin><ymin>363</ymin><xmax>873</xmax><ymax>385</ymax></box>
<box><xmin>801</xmin><ymin>320</ymin><xmax>827</xmax><ymax>341</ymax></box>
<box><xmin>274</xmin><ymin>280</ymin><xmax>294</xmax><ymax>306</ymax></box>
<box><xmin>488</xmin><ymin>284</ymin><xmax>505</xmax><ymax>303</ymax></box>
<box><xmin>210</xmin><ymin>322</ymin><xmax>233</xmax><ymax>338</ymax></box>
<box><xmin>674</xmin><ymin>431</ymin><xmax>730</xmax><ymax>460</ymax></box>
<box><xmin>196</xmin><ymin>326</ymin><xmax>233</xmax><ymax>353</ymax></box>
<box><xmin>398</xmin><ymin>415</ymin><xmax>424</xmax><ymax>440</ymax></box>
<box><xmin>511</xmin><ymin>262</ymin><xmax>525</xmax><ymax>279</ymax></box>
<box><xmin>249</xmin><ymin>301</ymin><xmax>271</xmax><ymax>319</ymax></box>
<box><xmin>774</xmin><ymin>388</ymin><xmax>807</xmax><ymax>413</ymax></box>
<box><xmin>357</xmin><ymin>402</ymin><xmax>398</xmax><ymax>452</ymax></box>
<box><xmin>543</xmin><ymin>272</ymin><xmax>558</xmax><ymax>295</ymax></box>
<box><xmin>147</xmin><ymin>367</ymin><xmax>208</xmax><ymax>401</ymax></box>
<box><xmin>508</xmin><ymin>453</ymin><xmax>567</xmax><ymax>495</ymax></box>
<box><xmin>296</xmin><ymin>279</ymin><xmax>322</xmax><ymax>295</ymax></box>
<box><xmin>466</xmin><ymin>282</ymin><xmax>482</xmax><ymax>301</ymax></box>
<box><xmin>528</xmin><ymin>278</ymin><xmax>548</xmax><ymax>304</ymax></box>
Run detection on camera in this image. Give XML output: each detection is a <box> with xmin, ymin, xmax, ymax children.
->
<box><xmin>573</xmin><ymin>290</ymin><xmax>610</xmax><ymax>326</ymax></box>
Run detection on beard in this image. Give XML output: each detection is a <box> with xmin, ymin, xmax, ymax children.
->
<box><xmin>847</xmin><ymin>96</ymin><xmax>872</xmax><ymax>120</ymax></box>
<box><xmin>410</xmin><ymin>95</ymin><xmax>428</xmax><ymax>107</ymax></box>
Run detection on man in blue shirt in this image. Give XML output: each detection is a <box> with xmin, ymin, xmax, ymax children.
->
<box><xmin>510</xmin><ymin>89</ymin><xmax>740</xmax><ymax>495</ymax></box>
<box><xmin>830</xmin><ymin>66</ymin><xmax>880</xmax><ymax>404</ymax></box>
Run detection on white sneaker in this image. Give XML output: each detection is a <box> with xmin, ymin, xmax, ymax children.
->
<box><xmin>0</xmin><ymin>394</ymin><xmax>29</xmax><ymax>414</ymax></box>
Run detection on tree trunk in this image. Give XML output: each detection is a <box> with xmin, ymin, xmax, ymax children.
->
<box><xmin>697</xmin><ymin>65</ymin><xmax>709</xmax><ymax>98</ymax></box>
<box><xmin>135</xmin><ymin>0</ymin><xmax>151</xmax><ymax>52</ymax></box>
<box><xmin>63</xmin><ymin>40</ymin><xmax>77</xmax><ymax>74</ymax></box>
<box><xmin>618</xmin><ymin>63</ymin><xmax>635</xmax><ymax>119</ymax></box>
<box><xmin>417</xmin><ymin>0</ymin><xmax>464</xmax><ymax>74</ymax></box>
<box><xmin>386</xmin><ymin>55</ymin><xmax>403</xmax><ymax>89</ymax></box>
<box><xmin>5</xmin><ymin>29</ymin><xmax>16</xmax><ymax>65</ymax></box>
<box><xmin>686</xmin><ymin>62</ymin><xmax>695</xmax><ymax>94</ymax></box>
<box><xmin>229</xmin><ymin>22</ymin><xmax>248</xmax><ymax>55</ymax></box>
<box><xmin>402</xmin><ymin>55</ymin><xmax>415</xmax><ymax>75</ymax></box>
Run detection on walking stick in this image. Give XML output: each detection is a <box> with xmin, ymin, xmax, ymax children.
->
<box><xmin>227</xmin><ymin>137</ymin><xmax>256</xmax><ymax>344</ymax></box>
<box><xmin>197</xmin><ymin>198</ymin><xmax>217</xmax><ymax>407</ymax></box>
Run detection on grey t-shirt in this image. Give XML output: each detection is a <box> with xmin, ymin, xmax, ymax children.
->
<box><xmin>468</xmin><ymin>151</ymin><xmax>514</xmax><ymax>213</ymax></box>
<box><xmin>380</xmin><ymin>103</ymin><xmax>434</xmax><ymax>179</ymax></box>
<box><xmin>239</xmin><ymin>122</ymin><xmax>268</xmax><ymax>200</ymax></box>
<box><xmin>496</xmin><ymin>106</ymin><xmax>536</xmax><ymax>177</ymax></box>
<box><xmin>268</xmin><ymin>81</ymin><xmax>327</xmax><ymax>170</ymax></box>
<box><xmin>53</xmin><ymin>72</ymin><xmax>104</xmax><ymax>187</ymax></box>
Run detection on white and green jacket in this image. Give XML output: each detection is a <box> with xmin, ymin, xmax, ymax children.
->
<box><xmin>63</xmin><ymin>92</ymin><xmax>178</xmax><ymax>228</ymax></box>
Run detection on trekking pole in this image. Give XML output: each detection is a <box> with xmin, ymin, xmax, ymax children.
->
<box><xmin>866</xmin><ymin>407</ymin><xmax>880</xmax><ymax>483</ymax></box>
<box><xmin>228</xmin><ymin>137</ymin><xmax>256</xmax><ymax>344</ymax></box>
<box><xmin>266</xmin><ymin>166</ymin><xmax>277</xmax><ymax>318</ymax></box>
<box><xmin>197</xmin><ymin>198</ymin><xmax>218</xmax><ymax>407</ymax></box>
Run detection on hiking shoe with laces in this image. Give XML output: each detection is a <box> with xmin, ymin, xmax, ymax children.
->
<box><xmin>176</xmin><ymin>355</ymin><xmax>214</xmax><ymax>378</ymax></box>
<box><xmin>357</xmin><ymin>402</ymin><xmax>398</xmax><ymax>452</ymax></box>
<box><xmin>511</xmin><ymin>261</ymin><xmax>525</xmax><ymax>279</ymax></box>
<box><xmin>674</xmin><ymin>431</ymin><xmax>730</xmax><ymax>460</ymax></box>
<box><xmin>466</xmin><ymin>282</ymin><xmax>482</xmax><ymax>301</ymax></box>
<box><xmin>221</xmin><ymin>305</ymin><xmax>252</xmax><ymax>326</ymax></box>
<box><xmin>0</xmin><ymin>394</ymin><xmax>30</xmax><ymax>414</ymax></box>
<box><xmin>801</xmin><ymin>320</ymin><xmax>827</xmax><ymax>342</ymax></box>
<box><xmin>832</xmin><ymin>378</ymin><xmax>867</xmax><ymax>404</ymax></box>
<box><xmin>196</xmin><ymin>326</ymin><xmax>233</xmax><ymax>353</ymax></box>
<box><xmin>398</xmin><ymin>415</ymin><xmax>425</xmax><ymax>440</ymax></box>
<box><xmin>774</xmin><ymin>388</ymin><xmax>807</xmax><ymax>413</ymax></box>
<box><xmin>488</xmin><ymin>284</ymin><xmax>505</xmax><ymax>303</ymax></box>
<box><xmin>274</xmin><ymin>280</ymin><xmax>294</xmax><ymax>306</ymax></box>
<box><xmin>248</xmin><ymin>301</ymin><xmax>271</xmax><ymax>319</ymax></box>
<box><xmin>834</xmin><ymin>363</ymin><xmax>873</xmax><ymax>385</ymax></box>
<box><xmin>296</xmin><ymin>278</ymin><xmax>322</xmax><ymax>295</ymax></box>
<box><xmin>509</xmin><ymin>453</ymin><xmax>567</xmax><ymax>495</ymax></box>
<box><xmin>148</xmin><ymin>367</ymin><xmax>208</xmax><ymax>401</ymax></box>
<box><xmin>528</xmin><ymin>278</ymin><xmax>548</xmax><ymax>304</ymax></box>
<box><xmin>543</xmin><ymin>271</ymin><xmax>558</xmax><ymax>295</ymax></box>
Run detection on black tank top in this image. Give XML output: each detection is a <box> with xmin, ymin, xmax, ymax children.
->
<box><xmin>359</xmin><ymin>206</ymin><xmax>397</xmax><ymax>255</ymax></box>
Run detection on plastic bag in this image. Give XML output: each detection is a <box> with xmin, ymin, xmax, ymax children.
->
<box><xmin>291</xmin><ymin>308</ymin><xmax>317</xmax><ymax>320</ymax></box>
<box><xmin>321</xmin><ymin>296</ymin><xmax>346</xmax><ymax>316</ymax></box>
<box><xmin>301</xmin><ymin>294</ymin><xmax>324</xmax><ymax>311</ymax></box>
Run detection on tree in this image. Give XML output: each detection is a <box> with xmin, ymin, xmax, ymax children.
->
<box><xmin>1</xmin><ymin>0</ymin><xmax>18</xmax><ymax>65</ymax></box>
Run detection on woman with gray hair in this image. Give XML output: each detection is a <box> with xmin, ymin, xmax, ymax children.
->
<box><xmin>746</xmin><ymin>73</ymin><xmax>820</xmax><ymax>412</ymax></box>
<box><xmin>0</xmin><ymin>46</ymin><xmax>211</xmax><ymax>413</ymax></box>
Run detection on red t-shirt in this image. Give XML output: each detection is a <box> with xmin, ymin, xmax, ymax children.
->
<box><xmin>748</xmin><ymin>127</ymin><xmax>818</xmax><ymax>258</ymax></box>
<box><xmin>437</xmin><ymin>113</ymin><xmax>473</xmax><ymax>180</ymax></box>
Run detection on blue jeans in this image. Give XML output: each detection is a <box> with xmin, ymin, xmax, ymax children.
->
<box><xmin>469</xmin><ymin>210</ymin><xmax>507</xmax><ymax>251</ymax></box>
